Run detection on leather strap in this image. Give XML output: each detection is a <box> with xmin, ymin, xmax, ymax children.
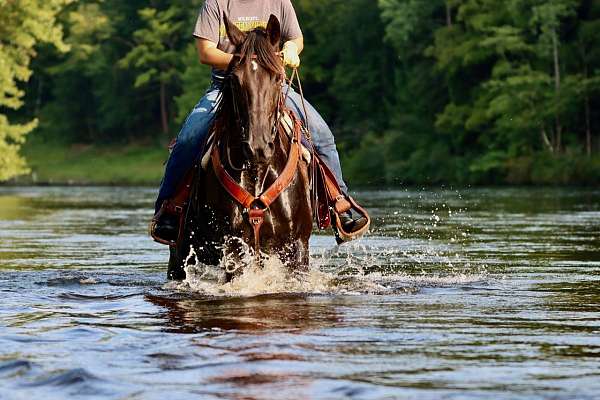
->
<box><xmin>211</xmin><ymin>147</ymin><xmax>255</xmax><ymax>210</ymax></box>
<box><xmin>317</xmin><ymin>158</ymin><xmax>352</xmax><ymax>214</ymax></box>
<box><xmin>248</xmin><ymin>208</ymin><xmax>265</xmax><ymax>260</ymax></box>
<box><xmin>211</xmin><ymin>109</ymin><xmax>303</xmax><ymax>253</ymax></box>
<box><xmin>313</xmin><ymin>153</ymin><xmax>371</xmax><ymax>241</ymax></box>
<box><xmin>260</xmin><ymin>122</ymin><xmax>301</xmax><ymax>206</ymax></box>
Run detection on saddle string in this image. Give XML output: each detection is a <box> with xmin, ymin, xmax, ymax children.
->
<box><xmin>285</xmin><ymin>67</ymin><xmax>319</xmax><ymax>218</ymax></box>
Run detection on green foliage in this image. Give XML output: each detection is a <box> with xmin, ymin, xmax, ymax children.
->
<box><xmin>7</xmin><ymin>0</ymin><xmax>600</xmax><ymax>185</ymax></box>
<box><xmin>0</xmin><ymin>0</ymin><xmax>70</xmax><ymax>181</ymax></box>
<box><xmin>335</xmin><ymin>0</ymin><xmax>600</xmax><ymax>186</ymax></box>
<box><xmin>295</xmin><ymin>0</ymin><xmax>395</xmax><ymax>145</ymax></box>
<box><xmin>118</xmin><ymin>3</ymin><xmax>196</xmax><ymax>135</ymax></box>
<box><xmin>174</xmin><ymin>45</ymin><xmax>211</xmax><ymax>124</ymax></box>
<box><xmin>119</xmin><ymin>6</ymin><xmax>185</xmax><ymax>88</ymax></box>
<box><xmin>342</xmin><ymin>133</ymin><xmax>387</xmax><ymax>185</ymax></box>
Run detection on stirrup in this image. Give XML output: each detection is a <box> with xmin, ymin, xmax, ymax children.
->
<box><xmin>331</xmin><ymin>196</ymin><xmax>370</xmax><ymax>244</ymax></box>
<box><xmin>149</xmin><ymin>219</ymin><xmax>177</xmax><ymax>247</ymax></box>
<box><xmin>149</xmin><ymin>201</ymin><xmax>184</xmax><ymax>247</ymax></box>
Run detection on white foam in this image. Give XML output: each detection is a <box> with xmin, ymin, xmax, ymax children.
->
<box><xmin>165</xmin><ymin>197</ymin><xmax>489</xmax><ymax>297</ymax></box>
<box><xmin>165</xmin><ymin>243</ymin><xmax>488</xmax><ymax>297</ymax></box>
<box><xmin>168</xmin><ymin>255</ymin><xmax>336</xmax><ymax>296</ymax></box>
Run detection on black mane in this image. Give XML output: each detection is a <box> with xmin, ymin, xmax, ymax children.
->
<box><xmin>214</xmin><ymin>27</ymin><xmax>284</xmax><ymax>136</ymax></box>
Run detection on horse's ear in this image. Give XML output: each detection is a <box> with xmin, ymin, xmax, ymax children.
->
<box><xmin>223</xmin><ymin>13</ymin><xmax>245</xmax><ymax>47</ymax></box>
<box><xmin>266</xmin><ymin>14</ymin><xmax>281</xmax><ymax>47</ymax></box>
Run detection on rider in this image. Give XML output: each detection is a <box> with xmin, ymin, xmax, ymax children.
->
<box><xmin>152</xmin><ymin>0</ymin><xmax>367</xmax><ymax>242</ymax></box>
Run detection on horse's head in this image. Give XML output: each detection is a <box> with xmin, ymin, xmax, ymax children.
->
<box><xmin>222</xmin><ymin>14</ymin><xmax>285</xmax><ymax>163</ymax></box>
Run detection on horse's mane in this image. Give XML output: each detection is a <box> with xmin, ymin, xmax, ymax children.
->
<box><xmin>232</xmin><ymin>27</ymin><xmax>284</xmax><ymax>76</ymax></box>
<box><xmin>214</xmin><ymin>28</ymin><xmax>284</xmax><ymax>133</ymax></box>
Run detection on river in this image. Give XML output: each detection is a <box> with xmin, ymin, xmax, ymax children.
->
<box><xmin>0</xmin><ymin>186</ymin><xmax>599</xmax><ymax>399</ymax></box>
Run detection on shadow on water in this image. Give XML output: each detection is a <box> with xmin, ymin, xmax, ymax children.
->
<box><xmin>146</xmin><ymin>293</ymin><xmax>342</xmax><ymax>333</ymax></box>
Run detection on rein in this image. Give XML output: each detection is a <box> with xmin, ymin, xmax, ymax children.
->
<box><xmin>211</xmin><ymin>69</ymin><xmax>304</xmax><ymax>257</ymax></box>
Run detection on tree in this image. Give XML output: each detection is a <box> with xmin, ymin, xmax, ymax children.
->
<box><xmin>530</xmin><ymin>0</ymin><xmax>579</xmax><ymax>153</ymax></box>
<box><xmin>174</xmin><ymin>44</ymin><xmax>211</xmax><ymax>124</ymax></box>
<box><xmin>7</xmin><ymin>0</ymin><xmax>599</xmax><ymax>185</ymax></box>
<box><xmin>295</xmin><ymin>0</ymin><xmax>394</xmax><ymax>146</ymax></box>
<box><xmin>0</xmin><ymin>0</ymin><xmax>70</xmax><ymax>181</ymax></box>
<box><xmin>572</xmin><ymin>2</ymin><xmax>600</xmax><ymax>156</ymax></box>
<box><xmin>119</xmin><ymin>4</ymin><xmax>188</xmax><ymax>136</ymax></box>
<box><xmin>377</xmin><ymin>0</ymin><xmax>456</xmax><ymax>183</ymax></box>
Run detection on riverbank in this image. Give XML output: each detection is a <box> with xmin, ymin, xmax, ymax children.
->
<box><xmin>17</xmin><ymin>141</ymin><xmax>167</xmax><ymax>186</ymax></box>
<box><xmin>9</xmin><ymin>141</ymin><xmax>600</xmax><ymax>186</ymax></box>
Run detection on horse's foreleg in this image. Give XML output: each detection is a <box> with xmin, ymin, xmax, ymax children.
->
<box><xmin>297</xmin><ymin>239</ymin><xmax>310</xmax><ymax>270</ymax></box>
<box><xmin>167</xmin><ymin>245</ymin><xmax>187</xmax><ymax>281</ymax></box>
<box><xmin>222</xmin><ymin>235</ymin><xmax>251</xmax><ymax>282</ymax></box>
<box><xmin>278</xmin><ymin>239</ymin><xmax>309</xmax><ymax>273</ymax></box>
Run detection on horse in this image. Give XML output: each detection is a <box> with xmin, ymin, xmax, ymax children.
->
<box><xmin>167</xmin><ymin>14</ymin><xmax>313</xmax><ymax>281</ymax></box>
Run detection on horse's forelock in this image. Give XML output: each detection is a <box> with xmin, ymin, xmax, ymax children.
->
<box><xmin>214</xmin><ymin>27</ymin><xmax>283</xmax><ymax>144</ymax></box>
<box><xmin>237</xmin><ymin>28</ymin><xmax>283</xmax><ymax>76</ymax></box>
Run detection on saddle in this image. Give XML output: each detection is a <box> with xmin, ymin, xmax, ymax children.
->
<box><xmin>150</xmin><ymin>108</ymin><xmax>370</xmax><ymax>247</ymax></box>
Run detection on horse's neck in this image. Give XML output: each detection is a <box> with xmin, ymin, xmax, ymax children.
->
<box><xmin>217</xmin><ymin>122</ymin><xmax>289</xmax><ymax>196</ymax></box>
<box><xmin>216</xmin><ymin>88</ymin><xmax>290</xmax><ymax>189</ymax></box>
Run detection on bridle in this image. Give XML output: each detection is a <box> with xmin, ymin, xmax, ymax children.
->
<box><xmin>211</xmin><ymin>52</ymin><xmax>305</xmax><ymax>261</ymax></box>
<box><xmin>223</xmin><ymin>54</ymin><xmax>285</xmax><ymax>170</ymax></box>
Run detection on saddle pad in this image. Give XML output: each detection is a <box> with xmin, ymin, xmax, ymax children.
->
<box><xmin>280</xmin><ymin>110</ymin><xmax>311</xmax><ymax>163</ymax></box>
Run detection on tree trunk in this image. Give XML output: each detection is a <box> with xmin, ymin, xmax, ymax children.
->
<box><xmin>585</xmin><ymin>94</ymin><xmax>592</xmax><ymax>157</ymax></box>
<box><xmin>541</xmin><ymin>125</ymin><xmax>553</xmax><ymax>153</ymax></box>
<box><xmin>583</xmin><ymin>63</ymin><xmax>592</xmax><ymax>157</ymax></box>
<box><xmin>35</xmin><ymin>77</ymin><xmax>44</xmax><ymax>117</ymax></box>
<box><xmin>552</xmin><ymin>30</ymin><xmax>562</xmax><ymax>154</ymax></box>
<box><xmin>446</xmin><ymin>2</ymin><xmax>453</xmax><ymax>27</ymax></box>
<box><xmin>160</xmin><ymin>82</ymin><xmax>169</xmax><ymax>136</ymax></box>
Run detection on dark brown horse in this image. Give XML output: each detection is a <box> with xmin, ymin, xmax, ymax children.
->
<box><xmin>168</xmin><ymin>15</ymin><xmax>312</xmax><ymax>281</ymax></box>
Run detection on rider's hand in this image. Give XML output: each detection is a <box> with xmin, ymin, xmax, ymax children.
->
<box><xmin>282</xmin><ymin>41</ymin><xmax>300</xmax><ymax>68</ymax></box>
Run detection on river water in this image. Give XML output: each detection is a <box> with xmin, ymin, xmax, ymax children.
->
<box><xmin>0</xmin><ymin>186</ymin><xmax>598</xmax><ymax>399</ymax></box>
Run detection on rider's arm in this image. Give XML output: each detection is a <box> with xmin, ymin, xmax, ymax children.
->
<box><xmin>198</xmin><ymin>36</ymin><xmax>304</xmax><ymax>70</ymax></box>
<box><xmin>285</xmin><ymin>37</ymin><xmax>303</xmax><ymax>54</ymax></box>
<box><xmin>197</xmin><ymin>38</ymin><xmax>233</xmax><ymax>70</ymax></box>
<box><xmin>281</xmin><ymin>0</ymin><xmax>304</xmax><ymax>66</ymax></box>
<box><xmin>281</xmin><ymin>36</ymin><xmax>303</xmax><ymax>68</ymax></box>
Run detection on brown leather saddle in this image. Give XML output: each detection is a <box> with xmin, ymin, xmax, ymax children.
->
<box><xmin>150</xmin><ymin>109</ymin><xmax>370</xmax><ymax>247</ymax></box>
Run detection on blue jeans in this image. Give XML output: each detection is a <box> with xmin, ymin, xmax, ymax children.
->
<box><xmin>155</xmin><ymin>83</ymin><xmax>348</xmax><ymax>212</ymax></box>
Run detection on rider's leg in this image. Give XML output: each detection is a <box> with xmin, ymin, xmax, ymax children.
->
<box><xmin>284</xmin><ymin>88</ymin><xmax>348</xmax><ymax>194</ymax></box>
<box><xmin>155</xmin><ymin>88</ymin><xmax>220</xmax><ymax>213</ymax></box>
<box><xmin>284</xmin><ymin>87</ymin><xmax>367</xmax><ymax>237</ymax></box>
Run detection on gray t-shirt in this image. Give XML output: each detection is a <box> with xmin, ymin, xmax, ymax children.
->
<box><xmin>194</xmin><ymin>0</ymin><xmax>303</xmax><ymax>80</ymax></box>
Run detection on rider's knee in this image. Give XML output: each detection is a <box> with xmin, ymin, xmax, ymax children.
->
<box><xmin>178</xmin><ymin>113</ymin><xmax>213</xmax><ymax>145</ymax></box>
<box><xmin>310</xmin><ymin>122</ymin><xmax>336</xmax><ymax>148</ymax></box>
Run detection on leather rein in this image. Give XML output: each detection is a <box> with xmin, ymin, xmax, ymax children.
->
<box><xmin>210</xmin><ymin>65</ymin><xmax>303</xmax><ymax>256</ymax></box>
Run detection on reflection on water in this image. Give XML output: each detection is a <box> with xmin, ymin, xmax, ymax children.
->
<box><xmin>0</xmin><ymin>186</ymin><xmax>599</xmax><ymax>399</ymax></box>
<box><xmin>147</xmin><ymin>294</ymin><xmax>342</xmax><ymax>333</ymax></box>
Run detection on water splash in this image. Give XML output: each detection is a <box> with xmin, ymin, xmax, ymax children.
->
<box><xmin>166</xmin><ymin>189</ymin><xmax>489</xmax><ymax>297</ymax></box>
<box><xmin>166</xmin><ymin>243</ymin><xmax>487</xmax><ymax>297</ymax></box>
<box><xmin>167</xmin><ymin>253</ymin><xmax>338</xmax><ymax>296</ymax></box>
